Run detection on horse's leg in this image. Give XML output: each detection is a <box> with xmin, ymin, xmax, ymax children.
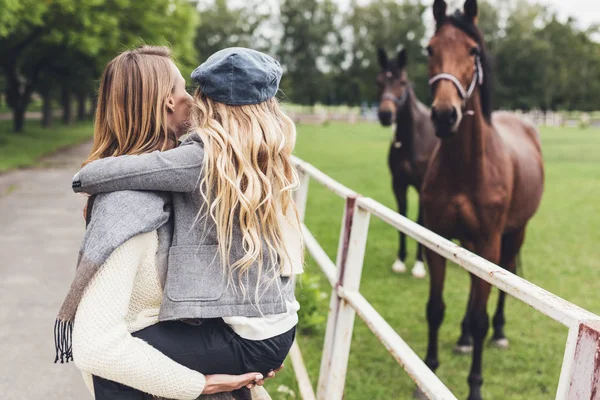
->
<box><xmin>391</xmin><ymin>179</ymin><xmax>408</xmax><ymax>273</ymax></box>
<box><xmin>414</xmin><ymin>248</ymin><xmax>447</xmax><ymax>399</ymax></box>
<box><xmin>456</xmin><ymin>279</ymin><xmax>474</xmax><ymax>353</ymax></box>
<box><xmin>467</xmin><ymin>237</ymin><xmax>501</xmax><ymax>400</ymax></box>
<box><xmin>425</xmin><ymin>249</ymin><xmax>447</xmax><ymax>370</ymax></box>
<box><xmin>456</xmin><ymin>241</ymin><xmax>476</xmax><ymax>353</ymax></box>
<box><xmin>491</xmin><ymin>228</ymin><xmax>526</xmax><ymax>348</ymax></box>
<box><xmin>411</xmin><ymin>203</ymin><xmax>427</xmax><ymax>278</ymax></box>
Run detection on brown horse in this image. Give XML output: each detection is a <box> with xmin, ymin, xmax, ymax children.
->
<box><xmin>376</xmin><ymin>48</ymin><xmax>438</xmax><ymax>278</ymax></box>
<box><xmin>420</xmin><ymin>0</ymin><xmax>544</xmax><ymax>399</ymax></box>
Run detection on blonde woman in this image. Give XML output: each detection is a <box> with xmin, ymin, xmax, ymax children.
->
<box><xmin>56</xmin><ymin>46</ymin><xmax>277</xmax><ymax>399</ymax></box>
<box><xmin>68</xmin><ymin>48</ymin><xmax>302</xmax><ymax>398</ymax></box>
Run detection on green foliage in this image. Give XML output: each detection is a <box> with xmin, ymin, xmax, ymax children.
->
<box><xmin>481</xmin><ymin>0</ymin><xmax>600</xmax><ymax>111</ymax></box>
<box><xmin>278</xmin><ymin>0</ymin><xmax>340</xmax><ymax>104</ymax></box>
<box><xmin>272</xmin><ymin>0</ymin><xmax>600</xmax><ymax>109</ymax></box>
<box><xmin>194</xmin><ymin>0</ymin><xmax>269</xmax><ymax>64</ymax></box>
<box><xmin>296</xmin><ymin>270</ymin><xmax>328</xmax><ymax>335</ymax></box>
<box><xmin>343</xmin><ymin>0</ymin><xmax>428</xmax><ymax>103</ymax></box>
<box><xmin>2</xmin><ymin>0</ymin><xmax>600</xmax><ymax>130</ymax></box>
<box><xmin>0</xmin><ymin>0</ymin><xmax>198</xmax><ymax>132</ymax></box>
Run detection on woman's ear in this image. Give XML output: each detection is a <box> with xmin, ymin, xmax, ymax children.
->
<box><xmin>166</xmin><ymin>97</ymin><xmax>176</xmax><ymax>113</ymax></box>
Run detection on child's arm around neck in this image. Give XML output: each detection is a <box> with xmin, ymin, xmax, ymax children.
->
<box><xmin>73</xmin><ymin>136</ymin><xmax>203</xmax><ymax>194</ymax></box>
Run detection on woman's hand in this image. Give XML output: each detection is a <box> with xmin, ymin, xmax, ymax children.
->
<box><xmin>203</xmin><ymin>364</ymin><xmax>284</xmax><ymax>394</ymax></box>
<box><xmin>253</xmin><ymin>363</ymin><xmax>284</xmax><ymax>386</ymax></box>
<box><xmin>202</xmin><ymin>372</ymin><xmax>264</xmax><ymax>394</ymax></box>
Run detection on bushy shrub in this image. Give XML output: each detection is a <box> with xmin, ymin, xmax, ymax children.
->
<box><xmin>296</xmin><ymin>271</ymin><xmax>328</xmax><ymax>335</ymax></box>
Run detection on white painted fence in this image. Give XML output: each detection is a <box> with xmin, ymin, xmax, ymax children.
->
<box><xmin>289</xmin><ymin>156</ymin><xmax>600</xmax><ymax>400</ymax></box>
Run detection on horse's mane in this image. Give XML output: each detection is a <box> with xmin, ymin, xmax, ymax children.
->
<box><xmin>438</xmin><ymin>10</ymin><xmax>494</xmax><ymax>123</ymax></box>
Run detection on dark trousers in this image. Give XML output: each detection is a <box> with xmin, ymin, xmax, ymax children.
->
<box><xmin>93</xmin><ymin>319</ymin><xmax>295</xmax><ymax>399</ymax></box>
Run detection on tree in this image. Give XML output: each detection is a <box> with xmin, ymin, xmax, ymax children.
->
<box><xmin>0</xmin><ymin>0</ymin><xmax>198</xmax><ymax>132</ymax></box>
<box><xmin>194</xmin><ymin>0</ymin><xmax>270</xmax><ymax>64</ymax></box>
<box><xmin>278</xmin><ymin>0</ymin><xmax>339</xmax><ymax>104</ymax></box>
<box><xmin>0</xmin><ymin>0</ymin><xmax>52</xmax><ymax>132</ymax></box>
<box><xmin>493</xmin><ymin>1</ymin><xmax>552</xmax><ymax>110</ymax></box>
<box><xmin>343</xmin><ymin>0</ymin><xmax>428</xmax><ymax>104</ymax></box>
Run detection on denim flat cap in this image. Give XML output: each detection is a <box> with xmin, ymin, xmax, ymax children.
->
<box><xmin>191</xmin><ymin>47</ymin><xmax>283</xmax><ymax>106</ymax></box>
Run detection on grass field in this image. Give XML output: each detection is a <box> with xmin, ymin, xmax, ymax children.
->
<box><xmin>264</xmin><ymin>123</ymin><xmax>600</xmax><ymax>399</ymax></box>
<box><xmin>0</xmin><ymin>120</ymin><xmax>94</xmax><ymax>172</ymax></box>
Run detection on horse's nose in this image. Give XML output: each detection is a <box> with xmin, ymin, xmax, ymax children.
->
<box><xmin>378</xmin><ymin>110</ymin><xmax>393</xmax><ymax>126</ymax></box>
<box><xmin>431</xmin><ymin>106</ymin><xmax>458</xmax><ymax>137</ymax></box>
<box><xmin>431</xmin><ymin>106</ymin><xmax>457</xmax><ymax>125</ymax></box>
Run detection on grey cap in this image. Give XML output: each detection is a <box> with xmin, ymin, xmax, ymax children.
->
<box><xmin>191</xmin><ymin>47</ymin><xmax>283</xmax><ymax>106</ymax></box>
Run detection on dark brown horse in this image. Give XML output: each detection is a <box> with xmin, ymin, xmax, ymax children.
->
<box><xmin>421</xmin><ymin>1</ymin><xmax>544</xmax><ymax>399</ymax></box>
<box><xmin>376</xmin><ymin>48</ymin><xmax>438</xmax><ymax>278</ymax></box>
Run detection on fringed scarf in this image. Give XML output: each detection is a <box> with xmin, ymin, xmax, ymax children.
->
<box><xmin>55</xmin><ymin>190</ymin><xmax>172</xmax><ymax>363</ymax></box>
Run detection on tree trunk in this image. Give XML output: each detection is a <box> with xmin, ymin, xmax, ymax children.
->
<box><xmin>41</xmin><ymin>89</ymin><xmax>53</xmax><ymax>128</ymax></box>
<box><xmin>3</xmin><ymin>33</ymin><xmax>45</xmax><ymax>133</ymax></box>
<box><xmin>13</xmin><ymin>106</ymin><xmax>25</xmax><ymax>133</ymax></box>
<box><xmin>77</xmin><ymin>92</ymin><xmax>86</xmax><ymax>121</ymax></box>
<box><xmin>62</xmin><ymin>86</ymin><xmax>72</xmax><ymax>125</ymax></box>
<box><xmin>89</xmin><ymin>94</ymin><xmax>98</xmax><ymax>118</ymax></box>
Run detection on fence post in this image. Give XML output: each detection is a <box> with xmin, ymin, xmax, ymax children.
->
<box><xmin>316</xmin><ymin>196</ymin><xmax>356</xmax><ymax>398</ymax></box>
<box><xmin>317</xmin><ymin>201</ymin><xmax>371</xmax><ymax>400</ymax></box>
<box><xmin>556</xmin><ymin>320</ymin><xmax>600</xmax><ymax>399</ymax></box>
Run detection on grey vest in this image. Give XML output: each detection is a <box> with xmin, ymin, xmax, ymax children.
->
<box><xmin>72</xmin><ymin>135</ymin><xmax>294</xmax><ymax>320</ymax></box>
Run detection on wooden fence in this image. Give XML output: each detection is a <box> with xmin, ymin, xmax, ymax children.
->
<box><xmin>289</xmin><ymin>156</ymin><xmax>600</xmax><ymax>400</ymax></box>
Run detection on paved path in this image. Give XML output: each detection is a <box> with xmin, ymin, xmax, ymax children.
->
<box><xmin>0</xmin><ymin>141</ymin><xmax>92</xmax><ymax>399</ymax></box>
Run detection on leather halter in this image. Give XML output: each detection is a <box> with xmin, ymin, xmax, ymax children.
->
<box><xmin>428</xmin><ymin>55</ymin><xmax>484</xmax><ymax>103</ymax></box>
<box><xmin>381</xmin><ymin>89</ymin><xmax>409</xmax><ymax>110</ymax></box>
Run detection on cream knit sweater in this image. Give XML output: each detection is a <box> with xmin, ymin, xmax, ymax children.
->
<box><xmin>73</xmin><ymin>231</ymin><xmax>206</xmax><ymax>399</ymax></box>
<box><xmin>73</xmin><ymin>228</ymin><xmax>296</xmax><ymax>399</ymax></box>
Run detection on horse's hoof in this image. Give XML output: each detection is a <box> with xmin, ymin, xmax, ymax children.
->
<box><xmin>491</xmin><ymin>337</ymin><xmax>510</xmax><ymax>349</ymax></box>
<box><xmin>413</xmin><ymin>387</ymin><xmax>428</xmax><ymax>400</ymax></box>
<box><xmin>392</xmin><ymin>259</ymin><xmax>407</xmax><ymax>273</ymax></box>
<box><xmin>411</xmin><ymin>261</ymin><xmax>427</xmax><ymax>278</ymax></box>
<box><xmin>454</xmin><ymin>343</ymin><xmax>473</xmax><ymax>354</ymax></box>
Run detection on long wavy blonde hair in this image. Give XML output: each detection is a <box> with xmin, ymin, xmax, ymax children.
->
<box><xmin>84</xmin><ymin>46</ymin><xmax>177</xmax><ymax>165</ymax></box>
<box><xmin>191</xmin><ymin>89</ymin><xmax>302</xmax><ymax>299</ymax></box>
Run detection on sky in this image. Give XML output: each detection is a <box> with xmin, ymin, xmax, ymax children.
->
<box><xmin>463</xmin><ymin>0</ymin><xmax>599</xmax><ymax>29</ymax></box>
<box><xmin>527</xmin><ymin>0</ymin><xmax>600</xmax><ymax>28</ymax></box>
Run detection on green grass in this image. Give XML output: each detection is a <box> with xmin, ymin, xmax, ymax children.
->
<box><xmin>265</xmin><ymin>123</ymin><xmax>600</xmax><ymax>399</ymax></box>
<box><xmin>0</xmin><ymin>120</ymin><xmax>93</xmax><ymax>172</ymax></box>
<box><xmin>0</xmin><ymin>98</ymin><xmax>45</xmax><ymax>114</ymax></box>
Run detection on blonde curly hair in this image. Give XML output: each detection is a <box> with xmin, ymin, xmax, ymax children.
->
<box><xmin>191</xmin><ymin>89</ymin><xmax>303</xmax><ymax>301</ymax></box>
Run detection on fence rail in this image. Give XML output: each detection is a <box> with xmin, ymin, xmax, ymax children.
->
<box><xmin>289</xmin><ymin>156</ymin><xmax>600</xmax><ymax>400</ymax></box>
<box><xmin>285</xmin><ymin>107</ymin><xmax>600</xmax><ymax>128</ymax></box>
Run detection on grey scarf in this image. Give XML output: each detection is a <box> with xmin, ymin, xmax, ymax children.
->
<box><xmin>54</xmin><ymin>190</ymin><xmax>172</xmax><ymax>363</ymax></box>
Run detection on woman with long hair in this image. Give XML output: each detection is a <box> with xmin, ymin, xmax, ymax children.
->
<box><xmin>60</xmin><ymin>47</ymin><xmax>302</xmax><ymax>399</ymax></box>
<box><xmin>56</xmin><ymin>46</ymin><xmax>278</xmax><ymax>399</ymax></box>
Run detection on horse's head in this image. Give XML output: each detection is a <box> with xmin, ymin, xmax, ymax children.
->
<box><xmin>376</xmin><ymin>48</ymin><xmax>410</xmax><ymax>127</ymax></box>
<box><xmin>428</xmin><ymin>0</ymin><xmax>491</xmax><ymax>138</ymax></box>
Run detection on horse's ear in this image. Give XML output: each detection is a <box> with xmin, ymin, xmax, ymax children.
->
<box><xmin>464</xmin><ymin>0</ymin><xmax>478</xmax><ymax>23</ymax></box>
<box><xmin>397</xmin><ymin>48</ymin><xmax>407</xmax><ymax>70</ymax></box>
<box><xmin>378</xmin><ymin>48</ymin><xmax>388</xmax><ymax>69</ymax></box>
<box><xmin>433</xmin><ymin>0</ymin><xmax>447</xmax><ymax>25</ymax></box>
